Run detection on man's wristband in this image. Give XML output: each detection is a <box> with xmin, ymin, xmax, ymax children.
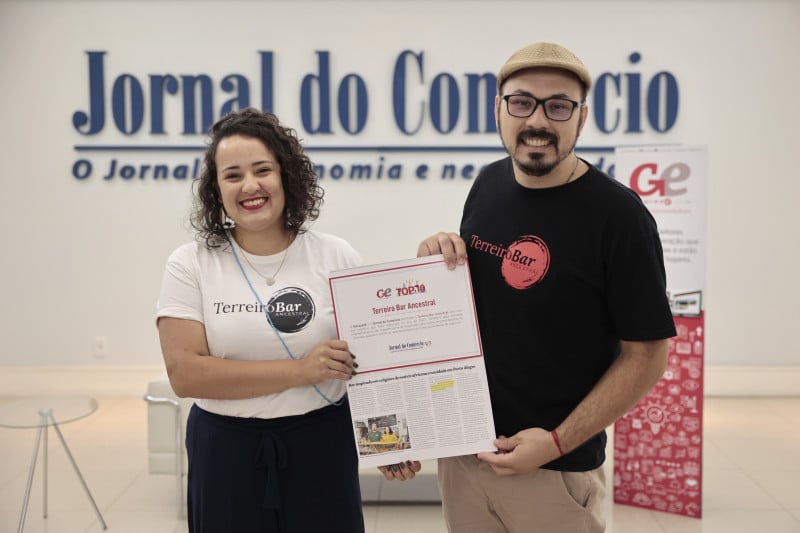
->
<box><xmin>551</xmin><ymin>429</ymin><xmax>566</xmax><ymax>457</ymax></box>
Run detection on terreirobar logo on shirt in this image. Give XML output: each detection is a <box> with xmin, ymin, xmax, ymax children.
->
<box><xmin>213</xmin><ymin>287</ymin><xmax>316</xmax><ymax>333</ymax></box>
<box><xmin>469</xmin><ymin>234</ymin><xmax>550</xmax><ymax>290</ymax></box>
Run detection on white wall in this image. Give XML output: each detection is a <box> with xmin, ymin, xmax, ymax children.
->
<box><xmin>0</xmin><ymin>1</ymin><xmax>798</xmax><ymax>390</ymax></box>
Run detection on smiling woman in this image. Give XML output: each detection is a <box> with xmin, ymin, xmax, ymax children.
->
<box><xmin>155</xmin><ymin>108</ymin><xmax>366</xmax><ymax>532</ymax></box>
<box><xmin>216</xmin><ymin>134</ymin><xmax>287</xmax><ymax>250</ymax></box>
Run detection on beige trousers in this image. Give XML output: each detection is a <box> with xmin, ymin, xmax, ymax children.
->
<box><xmin>437</xmin><ymin>454</ymin><xmax>606</xmax><ymax>533</ymax></box>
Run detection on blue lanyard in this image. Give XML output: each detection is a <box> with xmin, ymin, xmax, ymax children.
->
<box><xmin>227</xmin><ymin>234</ymin><xmax>342</xmax><ymax>407</ymax></box>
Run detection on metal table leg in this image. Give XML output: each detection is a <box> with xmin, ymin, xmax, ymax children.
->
<box><xmin>17</xmin><ymin>412</ymin><xmax>45</xmax><ymax>533</ymax></box>
<box><xmin>16</xmin><ymin>408</ymin><xmax>107</xmax><ymax>532</ymax></box>
<box><xmin>46</xmin><ymin>409</ymin><xmax>107</xmax><ymax>530</ymax></box>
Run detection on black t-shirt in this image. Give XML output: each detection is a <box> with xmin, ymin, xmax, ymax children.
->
<box><xmin>460</xmin><ymin>157</ymin><xmax>677</xmax><ymax>471</ymax></box>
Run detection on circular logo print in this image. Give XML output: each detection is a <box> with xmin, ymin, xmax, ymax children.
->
<box><xmin>645</xmin><ymin>405</ymin><xmax>665</xmax><ymax>425</ymax></box>
<box><xmin>500</xmin><ymin>235</ymin><xmax>550</xmax><ymax>289</ymax></box>
<box><xmin>266</xmin><ymin>288</ymin><xmax>315</xmax><ymax>333</ymax></box>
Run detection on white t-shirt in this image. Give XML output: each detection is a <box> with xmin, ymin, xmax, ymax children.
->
<box><xmin>156</xmin><ymin>231</ymin><xmax>362</xmax><ymax>419</ymax></box>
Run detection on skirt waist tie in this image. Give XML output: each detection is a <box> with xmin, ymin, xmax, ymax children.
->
<box><xmin>254</xmin><ymin>430</ymin><xmax>288</xmax><ymax>510</ymax></box>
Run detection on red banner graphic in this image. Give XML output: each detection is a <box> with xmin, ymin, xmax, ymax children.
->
<box><xmin>613</xmin><ymin>313</ymin><xmax>704</xmax><ymax>518</ymax></box>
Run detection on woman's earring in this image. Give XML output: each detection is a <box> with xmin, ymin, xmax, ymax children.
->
<box><xmin>221</xmin><ymin>209</ymin><xmax>235</xmax><ymax>229</ymax></box>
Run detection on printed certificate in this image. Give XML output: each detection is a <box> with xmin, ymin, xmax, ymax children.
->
<box><xmin>329</xmin><ymin>255</ymin><xmax>496</xmax><ymax>468</ymax></box>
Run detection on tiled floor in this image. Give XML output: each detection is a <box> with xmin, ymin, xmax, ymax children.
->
<box><xmin>1</xmin><ymin>396</ymin><xmax>798</xmax><ymax>533</ymax></box>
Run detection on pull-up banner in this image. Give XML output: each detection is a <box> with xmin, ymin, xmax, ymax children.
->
<box><xmin>612</xmin><ymin>146</ymin><xmax>708</xmax><ymax>518</ymax></box>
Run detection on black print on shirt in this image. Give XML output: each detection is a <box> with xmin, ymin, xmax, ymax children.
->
<box><xmin>213</xmin><ymin>287</ymin><xmax>316</xmax><ymax>333</ymax></box>
<box><xmin>267</xmin><ymin>288</ymin><xmax>316</xmax><ymax>333</ymax></box>
<box><xmin>468</xmin><ymin>234</ymin><xmax>551</xmax><ymax>290</ymax></box>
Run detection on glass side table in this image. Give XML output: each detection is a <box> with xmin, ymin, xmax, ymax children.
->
<box><xmin>0</xmin><ymin>396</ymin><xmax>108</xmax><ymax>532</ymax></box>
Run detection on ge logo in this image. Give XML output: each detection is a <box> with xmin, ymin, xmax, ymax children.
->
<box><xmin>376</xmin><ymin>288</ymin><xmax>392</xmax><ymax>299</ymax></box>
<box><xmin>629</xmin><ymin>162</ymin><xmax>690</xmax><ymax>197</ymax></box>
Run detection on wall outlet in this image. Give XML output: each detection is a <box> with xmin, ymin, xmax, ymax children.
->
<box><xmin>94</xmin><ymin>336</ymin><xmax>109</xmax><ymax>358</ymax></box>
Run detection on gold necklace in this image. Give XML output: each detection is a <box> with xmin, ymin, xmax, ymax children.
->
<box><xmin>237</xmin><ymin>239</ymin><xmax>290</xmax><ymax>287</ymax></box>
<box><xmin>564</xmin><ymin>155</ymin><xmax>580</xmax><ymax>185</ymax></box>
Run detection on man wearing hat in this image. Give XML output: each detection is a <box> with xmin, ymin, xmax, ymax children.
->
<box><xmin>387</xmin><ymin>42</ymin><xmax>676</xmax><ymax>532</ymax></box>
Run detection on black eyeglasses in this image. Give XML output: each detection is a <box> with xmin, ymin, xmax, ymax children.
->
<box><xmin>502</xmin><ymin>94</ymin><xmax>583</xmax><ymax>121</ymax></box>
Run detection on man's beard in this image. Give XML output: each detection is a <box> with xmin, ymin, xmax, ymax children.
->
<box><xmin>500</xmin><ymin>119</ymin><xmax>580</xmax><ymax>177</ymax></box>
<box><xmin>517</xmin><ymin>147</ymin><xmax>566</xmax><ymax>176</ymax></box>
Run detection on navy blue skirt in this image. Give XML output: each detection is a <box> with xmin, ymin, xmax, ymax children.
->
<box><xmin>186</xmin><ymin>398</ymin><xmax>364</xmax><ymax>533</ymax></box>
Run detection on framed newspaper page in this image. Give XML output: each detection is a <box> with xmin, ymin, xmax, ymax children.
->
<box><xmin>329</xmin><ymin>255</ymin><xmax>496</xmax><ymax>468</ymax></box>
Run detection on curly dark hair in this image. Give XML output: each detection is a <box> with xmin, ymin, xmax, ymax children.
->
<box><xmin>190</xmin><ymin>108</ymin><xmax>324</xmax><ymax>247</ymax></box>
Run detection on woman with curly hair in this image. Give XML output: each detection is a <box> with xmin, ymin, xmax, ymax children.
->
<box><xmin>156</xmin><ymin>108</ymin><xmax>364</xmax><ymax>532</ymax></box>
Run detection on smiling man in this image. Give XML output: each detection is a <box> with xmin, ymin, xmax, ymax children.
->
<box><xmin>407</xmin><ymin>42</ymin><xmax>677</xmax><ymax>533</ymax></box>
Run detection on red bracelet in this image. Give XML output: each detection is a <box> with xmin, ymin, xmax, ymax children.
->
<box><xmin>551</xmin><ymin>429</ymin><xmax>566</xmax><ymax>456</ymax></box>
